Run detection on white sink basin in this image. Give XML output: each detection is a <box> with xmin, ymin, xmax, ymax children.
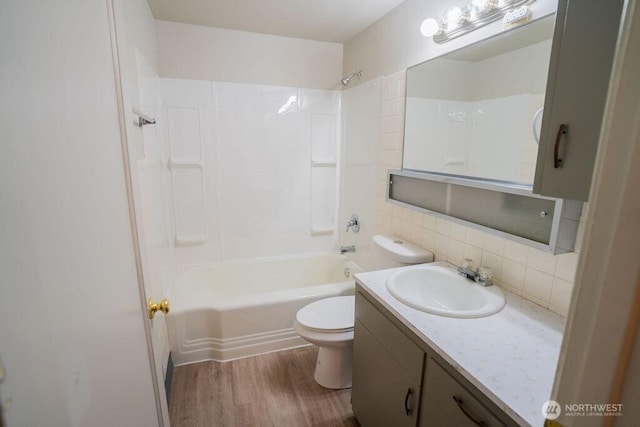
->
<box><xmin>386</xmin><ymin>265</ymin><xmax>506</xmax><ymax>318</ymax></box>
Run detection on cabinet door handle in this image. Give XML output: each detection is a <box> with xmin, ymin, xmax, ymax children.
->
<box><xmin>554</xmin><ymin>124</ymin><xmax>568</xmax><ymax>168</ymax></box>
<box><xmin>404</xmin><ymin>387</ymin><xmax>414</xmax><ymax>416</ymax></box>
<box><xmin>453</xmin><ymin>395</ymin><xmax>488</xmax><ymax>427</ymax></box>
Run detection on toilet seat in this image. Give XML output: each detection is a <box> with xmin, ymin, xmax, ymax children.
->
<box><xmin>295</xmin><ymin>295</ymin><xmax>355</xmax><ymax>333</ymax></box>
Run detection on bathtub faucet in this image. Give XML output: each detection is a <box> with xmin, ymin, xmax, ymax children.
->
<box><xmin>346</xmin><ymin>213</ymin><xmax>360</xmax><ymax>233</ymax></box>
<box><xmin>340</xmin><ymin>245</ymin><xmax>356</xmax><ymax>254</ymax></box>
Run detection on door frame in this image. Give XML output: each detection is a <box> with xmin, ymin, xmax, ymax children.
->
<box><xmin>106</xmin><ymin>0</ymin><xmax>167</xmax><ymax>424</ymax></box>
<box><xmin>551</xmin><ymin>0</ymin><xmax>640</xmax><ymax>424</ymax></box>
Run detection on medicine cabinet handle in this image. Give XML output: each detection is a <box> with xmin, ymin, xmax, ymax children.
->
<box><xmin>453</xmin><ymin>395</ymin><xmax>488</xmax><ymax>427</ymax></box>
<box><xmin>554</xmin><ymin>124</ymin><xmax>568</xmax><ymax>168</ymax></box>
<box><xmin>404</xmin><ymin>387</ymin><xmax>414</xmax><ymax>416</ymax></box>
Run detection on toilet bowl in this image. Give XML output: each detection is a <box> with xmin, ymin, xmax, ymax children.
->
<box><xmin>294</xmin><ymin>234</ymin><xmax>434</xmax><ymax>389</ymax></box>
<box><xmin>294</xmin><ymin>295</ymin><xmax>355</xmax><ymax>389</ymax></box>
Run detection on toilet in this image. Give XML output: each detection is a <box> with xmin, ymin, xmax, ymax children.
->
<box><xmin>294</xmin><ymin>234</ymin><xmax>434</xmax><ymax>389</ymax></box>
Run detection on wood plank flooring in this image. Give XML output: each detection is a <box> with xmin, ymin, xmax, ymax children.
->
<box><xmin>169</xmin><ymin>346</ymin><xmax>360</xmax><ymax>427</ymax></box>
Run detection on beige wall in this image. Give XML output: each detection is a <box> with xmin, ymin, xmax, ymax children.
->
<box><xmin>157</xmin><ymin>20</ymin><xmax>344</xmax><ymax>89</ymax></box>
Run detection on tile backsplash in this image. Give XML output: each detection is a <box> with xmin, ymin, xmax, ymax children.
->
<box><xmin>375</xmin><ymin>71</ymin><xmax>584</xmax><ymax>317</ymax></box>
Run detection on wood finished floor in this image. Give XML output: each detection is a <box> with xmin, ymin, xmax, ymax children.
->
<box><xmin>169</xmin><ymin>346</ymin><xmax>359</xmax><ymax>427</ymax></box>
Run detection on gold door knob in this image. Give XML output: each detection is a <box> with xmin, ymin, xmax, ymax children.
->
<box><xmin>148</xmin><ymin>298</ymin><xmax>170</xmax><ymax>319</ymax></box>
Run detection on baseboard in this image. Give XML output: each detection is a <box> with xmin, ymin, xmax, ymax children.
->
<box><xmin>172</xmin><ymin>327</ymin><xmax>309</xmax><ymax>366</ymax></box>
<box><xmin>165</xmin><ymin>352</ymin><xmax>174</xmax><ymax>404</ymax></box>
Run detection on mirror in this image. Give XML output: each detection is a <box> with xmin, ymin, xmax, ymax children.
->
<box><xmin>403</xmin><ymin>16</ymin><xmax>554</xmax><ymax>185</ymax></box>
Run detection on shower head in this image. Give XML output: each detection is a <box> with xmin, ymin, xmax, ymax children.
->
<box><xmin>341</xmin><ymin>70</ymin><xmax>363</xmax><ymax>87</ymax></box>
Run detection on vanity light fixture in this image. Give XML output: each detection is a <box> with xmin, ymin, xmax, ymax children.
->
<box><xmin>421</xmin><ymin>0</ymin><xmax>535</xmax><ymax>43</ymax></box>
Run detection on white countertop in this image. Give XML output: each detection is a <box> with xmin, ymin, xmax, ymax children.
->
<box><xmin>354</xmin><ymin>262</ymin><xmax>566</xmax><ymax>427</ymax></box>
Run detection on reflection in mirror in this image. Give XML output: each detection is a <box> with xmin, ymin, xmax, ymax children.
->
<box><xmin>403</xmin><ymin>16</ymin><xmax>554</xmax><ymax>185</ymax></box>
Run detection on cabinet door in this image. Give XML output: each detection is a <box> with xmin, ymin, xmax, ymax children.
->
<box><xmin>420</xmin><ymin>359</ymin><xmax>507</xmax><ymax>427</ymax></box>
<box><xmin>533</xmin><ymin>0</ymin><xmax>624</xmax><ymax>201</ymax></box>
<box><xmin>352</xmin><ymin>319</ymin><xmax>421</xmax><ymax>427</ymax></box>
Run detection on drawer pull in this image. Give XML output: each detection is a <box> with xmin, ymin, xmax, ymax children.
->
<box><xmin>554</xmin><ymin>124</ymin><xmax>568</xmax><ymax>168</ymax></box>
<box><xmin>453</xmin><ymin>395</ymin><xmax>488</xmax><ymax>427</ymax></box>
<box><xmin>404</xmin><ymin>388</ymin><xmax>414</xmax><ymax>416</ymax></box>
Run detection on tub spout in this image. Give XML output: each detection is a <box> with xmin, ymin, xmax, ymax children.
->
<box><xmin>340</xmin><ymin>245</ymin><xmax>356</xmax><ymax>254</ymax></box>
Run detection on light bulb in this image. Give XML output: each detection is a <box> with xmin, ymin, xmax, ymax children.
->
<box><xmin>420</xmin><ymin>18</ymin><xmax>440</xmax><ymax>37</ymax></box>
<box><xmin>471</xmin><ymin>0</ymin><xmax>495</xmax><ymax>14</ymax></box>
<box><xmin>444</xmin><ymin>6</ymin><xmax>465</xmax><ymax>29</ymax></box>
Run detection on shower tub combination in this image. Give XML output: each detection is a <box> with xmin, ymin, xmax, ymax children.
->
<box><xmin>167</xmin><ymin>253</ymin><xmax>359</xmax><ymax>366</ymax></box>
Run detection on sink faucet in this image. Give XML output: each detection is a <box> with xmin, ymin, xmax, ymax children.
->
<box><xmin>346</xmin><ymin>213</ymin><xmax>360</xmax><ymax>233</ymax></box>
<box><xmin>457</xmin><ymin>258</ymin><xmax>493</xmax><ymax>287</ymax></box>
<box><xmin>340</xmin><ymin>245</ymin><xmax>356</xmax><ymax>254</ymax></box>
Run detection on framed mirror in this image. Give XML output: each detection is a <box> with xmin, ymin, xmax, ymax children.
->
<box><xmin>403</xmin><ymin>15</ymin><xmax>554</xmax><ymax>186</ymax></box>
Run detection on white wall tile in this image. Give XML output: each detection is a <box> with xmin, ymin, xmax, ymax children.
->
<box><xmin>481</xmin><ymin>251</ymin><xmax>503</xmax><ymax>281</ymax></box>
<box><xmin>462</xmin><ymin>244</ymin><xmax>482</xmax><ymax>266</ymax></box>
<box><xmin>423</xmin><ymin>214</ymin><xmax>437</xmax><ymax>231</ymax></box>
<box><xmin>503</xmin><ymin>240</ymin><xmax>529</xmax><ymax>264</ymax></box>
<box><xmin>401</xmin><ymin>207</ymin><xmax>413</xmax><ymax>222</ymax></box>
<box><xmin>483</xmin><ymin>234</ymin><xmax>505</xmax><ymax>256</ymax></box>
<box><xmin>523</xmin><ymin>268</ymin><xmax>554</xmax><ymax>307</ymax></box>
<box><xmin>435</xmin><ymin>233</ymin><xmax>449</xmax><ymax>256</ymax></box>
<box><xmin>448</xmin><ymin>239</ymin><xmax>465</xmax><ymax>265</ymax></box>
<box><xmin>450</xmin><ymin>223</ymin><xmax>467</xmax><ymax>241</ymax></box>
<box><xmin>549</xmin><ymin>277</ymin><xmax>574</xmax><ymax>316</ymax></box>
<box><xmin>436</xmin><ymin>218</ymin><xmax>452</xmax><ymax>236</ymax></box>
<box><xmin>555</xmin><ymin>253</ymin><xmax>579</xmax><ymax>283</ymax></box>
<box><xmin>410</xmin><ymin>224</ymin><xmax>424</xmax><ymax>245</ymax></box>
<box><xmin>423</xmin><ymin>230</ymin><xmax>436</xmax><ymax>251</ymax></box>
<box><xmin>527</xmin><ymin>248</ymin><xmax>557</xmax><ymax>275</ymax></box>
<box><xmin>411</xmin><ymin>211</ymin><xmax>423</xmax><ymax>225</ymax></box>
<box><xmin>466</xmin><ymin>228</ymin><xmax>485</xmax><ymax>248</ymax></box>
<box><xmin>502</xmin><ymin>260</ymin><xmax>526</xmax><ymax>291</ymax></box>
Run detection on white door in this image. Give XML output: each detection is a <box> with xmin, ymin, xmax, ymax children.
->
<box><xmin>0</xmin><ymin>0</ymin><xmax>164</xmax><ymax>425</ymax></box>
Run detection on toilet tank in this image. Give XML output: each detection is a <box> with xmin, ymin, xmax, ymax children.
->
<box><xmin>372</xmin><ymin>234</ymin><xmax>434</xmax><ymax>269</ymax></box>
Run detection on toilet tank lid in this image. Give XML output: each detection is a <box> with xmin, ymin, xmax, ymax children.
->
<box><xmin>373</xmin><ymin>234</ymin><xmax>434</xmax><ymax>264</ymax></box>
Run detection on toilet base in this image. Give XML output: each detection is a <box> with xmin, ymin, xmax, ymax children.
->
<box><xmin>313</xmin><ymin>345</ymin><xmax>353</xmax><ymax>389</ymax></box>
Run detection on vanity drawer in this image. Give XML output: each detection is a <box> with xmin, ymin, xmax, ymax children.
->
<box><xmin>423</xmin><ymin>359</ymin><xmax>505</xmax><ymax>427</ymax></box>
<box><xmin>355</xmin><ymin>292</ymin><xmax>424</xmax><ymax>383</ymax></box>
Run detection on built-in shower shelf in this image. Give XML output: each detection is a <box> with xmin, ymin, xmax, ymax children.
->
<box><xmin>175</xmin><ymin>235</ymin><xmax>208</xmax><ymax>246</ymax></box>
<box><xmin>311</xmin><ymin>159</ymin><xmax>337</xmax><ymax>167</ymax></box>
<box><xmin>169</xmin><ymin>159</ymin><xmax>203</xmax><ymax>168</ymax></box>
<box><xmin>310</xmin><ymin>227</ymin><xmax>335</xmax><ymax>236</ymax></box>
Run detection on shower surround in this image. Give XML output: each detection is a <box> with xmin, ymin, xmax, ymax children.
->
<box><xmin>160</xmin><ymin>78</ymin><xmax>342</xmax><ymax>266</ymax></box>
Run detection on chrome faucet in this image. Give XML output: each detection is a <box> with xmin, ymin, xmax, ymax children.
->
<box><xmin>457</xmin><ymin>258</ymin><xmax>494</xmax><ymax>287</ymax></box>
<box><xmin>340</xmin><ymin>245</ymin><xmax>356</xmax><ymax>254</ymax></box>
<box><xmin>346</xmin><ymin>213</ymin><xmax>360</xmax><ymax>233</ymax></box>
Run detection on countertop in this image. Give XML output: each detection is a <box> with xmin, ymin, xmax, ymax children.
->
<box><xmin>354</xmin><ymin>262</ymin><xmax>566</xmax><ymax>427</ymax></box>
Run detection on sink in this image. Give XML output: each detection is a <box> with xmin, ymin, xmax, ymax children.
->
<box><xmin>386</xmin><ymin>265</ymin><xmax>505</xmax><ymax>318</ymax></box>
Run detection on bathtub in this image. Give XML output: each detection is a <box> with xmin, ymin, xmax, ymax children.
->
<box><xmin>167</xmin><ymin>253</ymin><xmax>359</xmax><ymax>366</ymax></box>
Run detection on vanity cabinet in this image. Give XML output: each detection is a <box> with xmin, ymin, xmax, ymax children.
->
<box><xmin>421</xmin><ymin>359</ymin><xmax>505</xmax><ymax>427</ymax></box>
<box><xmin>352</xmin><ymin>292</ymin><xmax>423</xmax><ymax>427</ymax></box>
<box><xmin>534</xmin><ymin>0</ymin><xmax>624</xmax><ymax>201</ymax></box>
<box><xmin>352</xmin><ymin>289</ymin><xmax>519</xmax><ymax>427</ymax></box>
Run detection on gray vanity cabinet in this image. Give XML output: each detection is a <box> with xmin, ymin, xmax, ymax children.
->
<box><xmin>352</xmin><ymin>288</ymin><xmax>519</xmax><ymax>427</ymax></box>
<box><xmin>420</xmin><ymin>359</ymin><xmax>505</xmax><ymax>427</ymax></box>
<box><xmin>352</xmin><ymin>292</ymin><xmax>424</xmax><ymax>427</ymax></box>
<box><xmin>534</xmin><ymin>0</ymin><xmax>624</xmax><ymax>201</ymax></box>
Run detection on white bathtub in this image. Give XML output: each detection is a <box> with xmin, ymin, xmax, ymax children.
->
<box><xmin>167</xmin><ymin>253</ymin><xmax>358</xmax><ymax>366</ymax></box>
